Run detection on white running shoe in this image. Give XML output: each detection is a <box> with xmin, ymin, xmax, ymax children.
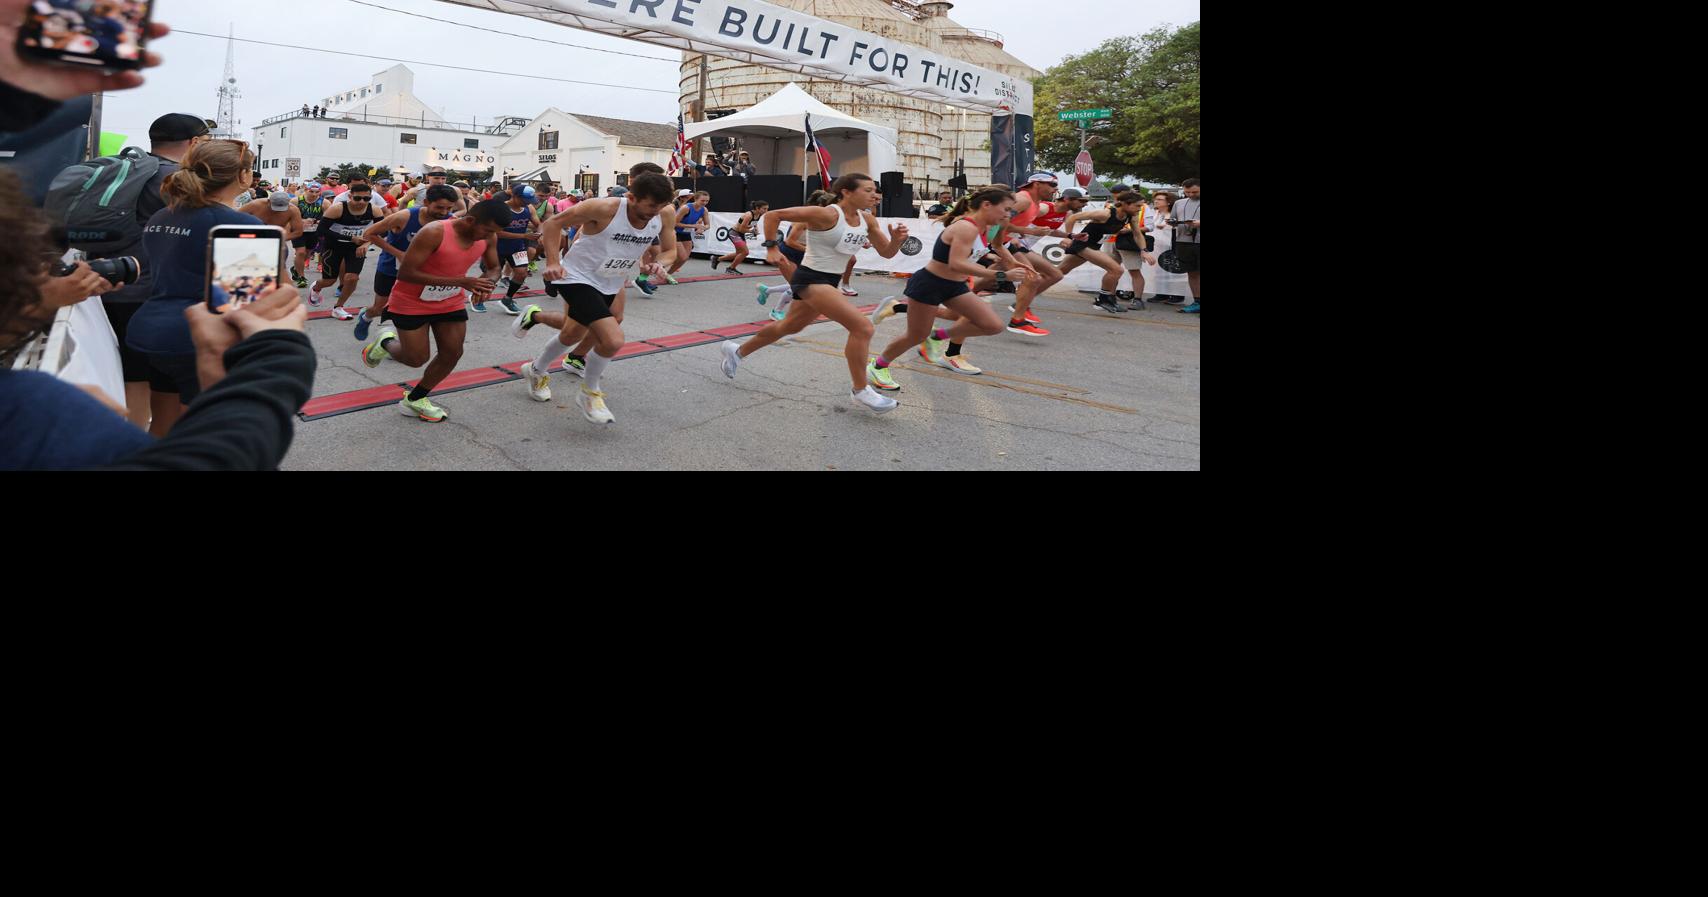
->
<box><xmin>578</xmin><ymin>387</ymin><xmax>615</xmax><ymax>424</ymax></box>
<box><xmin>840</xmin><ymin>286</ymin><xmax>859</xmax><ymax>297</ymax></box>
<box><xmin>851</xmin><ymin>385</ymin><xmax>897</xmax><ymax>413</ymax></box>
<box><xmin>330</xmin><ymin>306</ymin><xmax>354</xmax><ymax>321</ymax></box>
<box><xmin>520</xmin><ymin>362</ymin><xmax>552</xmax><ymax>402</ymax></box>
<box><xmin>510</xmin><ymin>304</ymin><xmax>541</xmax><ymax>340</ymax></box>
<box><xmin>871</xmin><ymin>296</ymin><xmax>899</xmax><ymax>326</ymax></box>
<box><xmin>309</xmin><ymin>289</ymin><xmax>323</xmax><ymax>307</ymax></box>
<box><xmin>721</xmin><ymin>341</ymin><xmax>741</xmax><ymax>379</ymax></box>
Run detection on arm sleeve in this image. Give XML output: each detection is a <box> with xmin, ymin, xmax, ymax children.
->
<box><xmin>99</xmin><ymin>331</ymin><xmax>317</xmax><ymax>470</ymax></box>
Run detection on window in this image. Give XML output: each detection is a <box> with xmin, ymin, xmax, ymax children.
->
<box><xmin>376</xmin><ymin>84</ymin><xmax>382</xmax><ymax>94</ymax></box>
<box><xmin>576</xmin><ymin>173</ymin><xmax>598</xmax><ymax>195</ymax></box>
<box><xmin>280</xmin><ymin>128</ymin><xmax>286</xmax><ymax>138</ymax></box>
<box><xmin>362</xmin><ymin>88</ymin><xmax>369</xmax><ymax>97</ymax></box>
<box><xmin>329</xmin><ymin>127</ymin><xmax>348</xmax><ymax>139</ymax></box>
<box><xmin>464</xmin><ymin>139</ymin><xmax>479</xmax><ymax>149</ymax></box>
<box><xmin>401</xmin><ymin>133</ymin><xmax>418</xmax><ymax>145</ymax></box>
<box><xmin>539</xmin><ymin>130</ymin><xmax>559</xmax><ymax>150</ymax></box>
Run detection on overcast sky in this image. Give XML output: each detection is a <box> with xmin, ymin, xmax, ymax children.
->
<box><xmin>100</xmin><ymin>0</ymin><xmax>1200</xmax><ymax>150</ymax></box>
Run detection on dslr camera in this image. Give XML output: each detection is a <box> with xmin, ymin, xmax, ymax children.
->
<box><xmin>52</xmin><ymin>249</ymin><xmax>141</xmax><ymax>286</ymax></box>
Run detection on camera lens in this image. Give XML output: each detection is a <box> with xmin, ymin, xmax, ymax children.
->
<box><xmin>89</xmin><ymin>257</ymin><xmax>141</xmax><ymax>286</ymax></box>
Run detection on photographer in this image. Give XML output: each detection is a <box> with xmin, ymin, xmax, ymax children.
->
<box><xmin>2</xmin><ymin>169</ymin><xmax>317</xmax><ymax>470</ymax></box>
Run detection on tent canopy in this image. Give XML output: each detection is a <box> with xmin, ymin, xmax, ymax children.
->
<box><xmin>684</xmin><ymin>83</ymin><xmax>898</xmax><ymax>177</ymax></box>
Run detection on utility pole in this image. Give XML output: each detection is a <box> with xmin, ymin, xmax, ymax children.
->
<box><xmin>86</xmin><ymin>92</ymin><xmax>103</xmax><ymax>160</ymax></box>
<box><xmin>697</xmin><ymin>53</ymin><xmax>709</xmax><ymax>165</ymax></box>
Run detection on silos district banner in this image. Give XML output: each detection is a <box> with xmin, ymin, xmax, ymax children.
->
<box><xmin>442</xmin><ymin>0</ymin><xmax>1033</xmax><ymax>114</ymax></box>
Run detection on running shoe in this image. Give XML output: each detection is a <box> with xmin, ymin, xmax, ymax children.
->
<box><xmin>353</xmin><ymin>310</ymin><xmax>372</xmax><ymax>342</ymax></box>
<box><xmin>293</xmin><ymin>277</ymin><xmax>309</xmax><ymax>289</ymax></box>
<box><xmin>1117</xmin><ymin>290</ymin><xmax>1136</xmax><ymax>304</ymax></box>
<box><xmin>308</xmin><ymin>288</ymin><xmax>323</xmax><ymax>307</ymax></box>
<box><xmin>867</xmin><ymin>362</ymin><xmax>900</xmax><ymax>391</ymax></box>
<box><xmin>840</xmin><ymin>286</ymin><xmax>859</xmax><ymax>297</ymax></box>
<box><xmin>398</xmin><ymin>395</ymin><xmax>447</xmax><ymax>422</ymax></box>
<box><xmin>769</xmin><ymin>308</ymin><xmax>787</xmax><ymax>322</ymax></box>
<box><xmin>528</xmin><ymin>261</ymin><xmax>539</xmax><ymax>274</ymax></box>
<box><xmin>362</xmin><ymin>331</ymin><xmax>395</xmax><ymax>368</ymax></box>
<box><xmin>1178</xmin><ymin>302</ymin><xmax>1200</xmax><ymax>313</ymax></box>
<box><xmin>922</xmin><ymin>332</ymin><xmax>948</xmax><ymax>364</ymax></box>
<box><xmin>1006</xmin><ymin>320</ymin><xmax>1050</xmax><ymax>337</ymax></box>
<box><xmin>1162</xmin><ymin>295</ymin><xmax>1189</xmax><ymax>306</ymax></box>
<box><xmin>851</xmin><ymin>385</ymin><xmax>897</xmax><ymax>413</ymax></box>
<box><xmin>756</xmin><ymin>284</ymin><xmax>773</xmax><ymax>306</ymax></box>
<box><xmin>500</xmin><ymin>297</ymin><xmax>521</xmax><ymax>315</ymax></box>
<box><xmin>1093</xmin><ymin>295</ymin><xmax>1124</xmax><ymax>315</ymax></box>
<box><xmin>1007</xmin><ymin>306</ymin><xmax>1041</xmax><ymax>325</ymax></box>
<box><xmin>511</xmin><ymin>304</ymin><xmax>541</xmax><ymax>339</ymax></box>
<box><xmin>721</xmin><ymin>341</ymin><xmax>741</xmax><ymax>378</ymax></box>
<box><xmin>710</xmin><ymin>255</ymin><xmax>721</xmax><ymax>271</ymax></box>
<box><xmin>725</xmin><ymin>268</ymin><xmax>744</xmax><ymax>276</ymax></box>
<box><xmin>471</xmin><ymin>300</ymin><xmax>488</xmax><ymax>313</ymax></box>
<box><xmin>520</xmin><ymin>361</ymin><xmax>552</xmax><ymax>402</ymax></box>
<box><xmin>563</xmin><ymin>355</ymin><xmax>585</xmax><ymax>378</ymax></box>
<box><xmin>636</xmin><ymin>277</ymin><xmax>657</xmax><ymax>297</ymax></box>
<box><xmin>938</xmin><ymin>353</ymin><xmax>982</xmax><ymax>375</ymax></box>
<box><xmin>870</xmin><ymin>296</ymin><xmax>900</xmax><ymax>326</ymax></box>
<box><xmin>665</xmin><ymin>274</ymin><xmax>680</xmax><ymax>285</ymax></box>
<box><xmin>578</xmin><ymin>387</ymin><xmax>615</xmax><ymax>424</ymax></box>
<box><xmin>330</xmin><ymin>306</ymin><xmax>354</xmax><ymax>321</ymax></box>
<box><xmin>1128</xmin><ymin>296</ymin><xmax>1148</xmax><ymax>311</ymax></box>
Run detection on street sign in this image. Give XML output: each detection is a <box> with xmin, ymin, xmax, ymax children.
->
<box><xmin>1075</xmin><ymin>150</ymin><xmax>1093</xmax><ymax>188</ymax></box>
<box><xmin>285</xmin><ymin>158</ymin><xmax>301</xmax><ymax>179</ymax></box>
<box><xmin>1058</xmin><ymin>108</ymin><xmax>1112</xmax><ymax>122</ymax></box>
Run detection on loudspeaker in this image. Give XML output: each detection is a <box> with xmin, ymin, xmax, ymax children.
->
<box><xmin>878</xmin><ymin>171</ymin><xmax>912</xmax><ymax>217</ymax></box>
<box><xmin>746</xmin><ymin>174</ymin><xmax>803</xmax><ymax>211</ymax></box>
<box><xmin>692</xmin><ymin>175</ymin><xmax>743</xmax><ymax>212</ymax></box>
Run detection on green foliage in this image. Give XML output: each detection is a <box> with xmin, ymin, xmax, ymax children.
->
<box><xmin>315</xmin><ymin>163</ymin><xmax>394</xmax><ymax>183</ymax></box>
<box><xmin>1034</xmin><ymin>23</ymin><xmax>1199</xmax><ymax>184</ymax></box>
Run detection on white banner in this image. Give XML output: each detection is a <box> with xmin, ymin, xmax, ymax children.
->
<box><xmin>438</xmin><ymin>0</ymin><xmax>1032</xmax><ymax>115</ymax></box>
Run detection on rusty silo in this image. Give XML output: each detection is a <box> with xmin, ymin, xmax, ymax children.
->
<box><xmin>916</xmin><ymin>2</ymin><xmax>1045</xmax><ymax>189</ymax></box>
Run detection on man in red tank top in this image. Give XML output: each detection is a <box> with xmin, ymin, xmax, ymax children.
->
<box><xmin>360</xmin><ymin>199</ymin><xmax>509</xmax><ymax>422</ymax></box>
<box><xmin>996</xmin><ymin>173</ymin><xmax>1077</xmax><ymax>337</ymax></box>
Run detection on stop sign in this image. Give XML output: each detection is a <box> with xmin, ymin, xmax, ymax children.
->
<box><xmin>1075</xmin><ymin>150</ymin><xmax>1094</xmax><ymax>188</ymax></box>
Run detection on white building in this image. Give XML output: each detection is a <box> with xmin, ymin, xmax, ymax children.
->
<box><xmin>250</xmin><ymin>65</ymin><xmax>524</xmax><ymax>183</ymax></box>
<box><xmin>495</xmin><ymin>109</ymin><xmax>680</xmax><ymax>195</ymax></box>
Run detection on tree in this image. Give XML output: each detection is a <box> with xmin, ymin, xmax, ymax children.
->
<box><xmin>1033</xmin><ymin>23</ymin><xmax>1199</xmax><ymax>184</ymax></box>
<box><xmin>315</xmin><ymin>163</ymin><xmax>394</xmax><ymax>183</ymax></box>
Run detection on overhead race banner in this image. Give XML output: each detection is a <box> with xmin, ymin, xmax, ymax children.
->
<box><xmin>438</xmin><ymin>0</ymin><xmax>1033</xmax><ymax>115</ymax></box>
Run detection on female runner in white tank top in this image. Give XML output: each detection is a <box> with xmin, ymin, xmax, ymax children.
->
<box><xmin>720</xmin><ymin>173</ymin><xmax>910</xmax><ymax>414</ymax></box>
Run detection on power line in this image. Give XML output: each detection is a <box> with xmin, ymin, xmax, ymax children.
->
<box><xmin>171</xmin><ymin>29</ymin><xmax>680</xmax><ymax>95</ymax></box>
<box><xmin>343</xmin><ymin>0</ymin><xmax>680</xmax><ymax>62</ymax></box>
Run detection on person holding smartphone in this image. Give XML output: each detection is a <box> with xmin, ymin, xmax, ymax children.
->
<box><xmin>123</xmin><ymin>138</ymin><xmax>260</xmax><ymax>436</ymax></box>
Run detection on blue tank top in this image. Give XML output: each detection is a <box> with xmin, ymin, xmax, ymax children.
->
<box><xmin>498</xmin><ymin>204</ymin><xmax>532</xmax><ymax>247</ymax></box>
<box><xmin>376</xmin><ymin>208</ymin><xmax>429</xmax><ymax>276</ymax></box>
<box><xmin>679</xmin><ymin>206</ymin><xmax>706</xmax><ymax>232</ymax></box>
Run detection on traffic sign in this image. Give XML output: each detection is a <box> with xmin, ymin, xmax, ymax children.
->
<box><xmin>1058</xmin><ymin>108</ymin><xmax>1112</xmax><ymax>122</ymax></box>
<box><xmin>1075</xmin><ymin>150</ymin><xmax>1093</xmax><ymax>188</ymax></box>
<box><xmin>285</xmin><ymin>158</ymin><xmax>301</xmax><ymax>179</ymax></box>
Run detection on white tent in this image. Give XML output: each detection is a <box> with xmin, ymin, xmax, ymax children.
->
<box><xmin>684</xmin><ymin>83</ymin><xmax>899</xmax><ymax>182</ymax></box>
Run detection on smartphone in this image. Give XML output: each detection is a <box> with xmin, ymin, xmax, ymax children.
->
<box><xmin>14</xmin><ymin>0</ymin><xmax>154</xmax><ymax>71</ymax></box>
<box><xmin>207</xmin><ymin>225</ymin><xmax>287</xmax><ymax>314</ymax></box>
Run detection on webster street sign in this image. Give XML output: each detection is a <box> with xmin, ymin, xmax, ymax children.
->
<box><xmin>1058</xmin><ymin>108</ymin><xmax>1112</xmax><ymax>122</ymax></box>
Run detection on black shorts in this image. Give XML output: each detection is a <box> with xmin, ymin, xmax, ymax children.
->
<box><xmin>1062</xmin><ymin>238</ymin><xmax>1093</xmax><ymax>256</ymax></box>
<box><xmin>789</xmin><ymin>265</ymin><xmax>845</xmax><ymax>295</ymax></box>
<box><xmin>321</xmin><ymin>243</ymin><xmax>368</xmax><ymax>276</ymax></box>
<box><xmin>374</xmin><ymin>271</ymin><xmax>398</xmax><ymax>297</ymax></box>
<box><xmin>779</xmin><ymin>244</ymin><xmax>805</xmax><ymax>265</ymax></box>
<box><xmin>903</xmin><ymin>269</ymin><xmax>971</xmax><ymax>307</ymax></box>
<box><xmin>1009</xmin><ymin>244</ymin><xmax>1031</xmax><ymax>255</ymax></box>
<box><xmin>293</xmin><ymin>231</ymin><xmax>319</xmax><ymax>249</ymax></box>
<box><xmin>675</xmin><ymin>229</ymin><xmax>693</xmax><ymax>243</ymax></box>
<box><xmin>557</xmin><ymin>282</ymin><xmax>617</xmax><ymax>327</ymax></box>
<box><xmin>1177</xmin><ymin>242</ymin><xmax>1200</xmax><ymax>272</ymax></box>
<box><xmin>381</xmin><ymin>309</ymin><xmax>469</xmax><ymax>331</ymax></box>
<box><xmin>139</xmin><ymin>350</ymin><xmax>200</xmax><ymax>402</ymax></box>
<box><xmin>103</xmin><ymin>300</ymin><xmax>153</xmax><ymax>383</ymax></box>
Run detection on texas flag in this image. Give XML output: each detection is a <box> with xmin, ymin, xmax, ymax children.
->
<box><xmin>804</xmin><ymin>113</ymin><xmax>832</xmax><ymax>187</ymax></box>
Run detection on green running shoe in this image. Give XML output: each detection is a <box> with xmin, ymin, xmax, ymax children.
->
<box><xmin>922</xmin><ymin>333</ymin><xmax>948</xmax><ymax>363</ymax></box>
<box><xmin>362</xmin><ymin>331</ymin><xmax>396</xmax><ymax>368</ymax></box>
<box><xmin>398</xmin><ymin>395</ymin><xmax>448</xmax><ymax>422</ymax></box>
<box><xmin>866</xmin><ymin>361</ymin><xmax>900</xmax><ymax>391</ymax></box>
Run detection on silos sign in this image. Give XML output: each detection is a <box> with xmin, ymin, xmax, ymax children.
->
<box><xmin>437</xmin><ymin>0</ymin><xmax>1033</xmax><ymax>115</ymax></box>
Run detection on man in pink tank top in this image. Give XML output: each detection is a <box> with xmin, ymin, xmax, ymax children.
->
<box><xmin>360</xmin><ymin>199</ymin><xmax>510</xmax><ymax>422</ymax></box>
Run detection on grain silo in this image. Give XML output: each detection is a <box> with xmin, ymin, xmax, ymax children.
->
<box><xmin>914</xmin><ymin>1</ymin><xmax>1045</xmax><ymax>189</ymax></box>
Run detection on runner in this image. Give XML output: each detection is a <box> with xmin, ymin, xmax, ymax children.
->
<box><xmin>333</xmin><ymin>174</ymin><xmax>391</xmax><ymax>213</ymax></box>
<box><xmin>710</xmin><ymin>201</ymin><xmax>766</xmax><ymax>275</ymax></box>
<box><xmin>1058</xmin><ymin>192</ymin><xmax>1150</xmax><ymax>314</ymax></box>
<box><xmin>488</xmin><ymin>186</ymin><xmax>539</xmax><ymax>314</ymax></box>
<box><xmin>754</xmin><ymin>190</ymin><xmax>832</xmax><ymax>322</ymax></box>
<box><xmin>865</xmin><ymin>186</ymin><xmax>1033</xmax><ymax>392</ymax></box>
<box><xmin>290</xmin><ymin>183</ymin><xmax>328</xmax><ymax>288</ymax></box>
<box><xmin>359</xmin><ymin>199</ymin><xmax>508</xmax><ymax>422</ymax></box>
<box><xmin>719</xmin><ymin>173</ymin><xmax>909</xmax><ymax>414</ymax></box>
<box><xmin>238</xmin><ymin>190</ymin><xmax>305</xmax><ymax>284</ymax></box>
<box><xmin>667</xmin><ymin>191</ymin><xmax>709</xmax><ymax>280</ymax></box>
<box><xmin>312</xmin><ymin>182</ymin><xmax>383</xmax><ymax>319</ymax></box>
<box><xmin>1000</xmin><ymin>173</ymin><xmax>1078</xmax><ymax>336</ymax></box>
<box><xmin>510</xmin><ymin>172</ymin><xmax>677</xmax><ymax>426</ymax></box>
<box><xmin>403</xmin><ymin>167</ymin><xmax>470</xmax><ymax>216</ymax></box>
<box><xmin>353</xmin><ymin>184</ymin><xmax>460</xmax><ymax>343</ymax></box>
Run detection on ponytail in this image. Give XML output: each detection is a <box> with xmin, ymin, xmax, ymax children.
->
<box><xmin>160</xmin><ymin>140</ymin><xmax>253</xmax><ymax>210</ymax></box>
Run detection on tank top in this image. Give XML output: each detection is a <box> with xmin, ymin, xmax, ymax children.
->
<box><xmin>298</xmin><ymin>195</ymin><xmax>325</xmax><ymax>232</ymax></box>
<box><xmin>801</xmin><ymin>206</ymin><xmax>866</xmax><ymax>273</ymax></box>
<box><xmin>677</xmin><ymin>204</ymin><xmax>706</xmax><ymax>235</ymax></box>
<box><xmin>551</xmin><ymin>197</ymin><xmax>662</xmax><ymax>295</ymax></box>
<box><xmin>386</xmin><ymin>221</ymin><xmax>489</xmax><ymax>315</ymax></box>
<box><xmin>931</xmin><ymin>223</ymin><xmax>988</xmax><ymax>264</ymax></box>
<box><xmin>376</xmin><ymin>208</ymin><xmax>431</xmax><ymax>276</ymax></box>
<box><xmin>499</xmin><ymin>203</ymin><xmax>533</xmax><ymax>246</ymax></box>
<box><xmin>1081</xmin><ymin>208</ymin><xmax>1132</xmax><ymax>242</ymax></box>
<box><xmin>325</xmin><ymin>202</ymin><xmax>380</xmax><ymax>244</ymax></box>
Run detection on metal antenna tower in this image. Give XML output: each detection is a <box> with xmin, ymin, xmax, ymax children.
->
<box><xmin>214</xmin><ymin>24</ymin><xmax>241</xmax><ymax>137</ymax></box>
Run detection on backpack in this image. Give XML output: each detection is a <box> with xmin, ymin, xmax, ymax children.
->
<box><xmin>43</xmin><ymin>147</ymin><xmax>163</xmax><ymax>257</ymax></box>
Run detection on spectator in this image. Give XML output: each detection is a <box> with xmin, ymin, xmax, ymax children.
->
<box><xmin>301</xmin><ymin>103</ymin><xmax>310</xmax><ymax>117</ymax></box>
<box><xmin>1172</xmin><ymin>178</ymin><xmax>1199</xmax><ymax>313</ymax></box>
<box><xmin>698</xmin><ymin>153</ymin><xmax>728</xmax><ymax>177</ymax></box>
<box><xmin>731</xmin><ymin>151</ymin><xmax>758</xmax><ymax>179</ymax></box>
<box><xmin>124</xmin><ymin>138</ymin><xmax>261</xmax><ymax>435</ymax></box>
<box><xmin>926</xmin><ymin>190</ymin><xmax>953</xmax><ymax>220</ymax></box>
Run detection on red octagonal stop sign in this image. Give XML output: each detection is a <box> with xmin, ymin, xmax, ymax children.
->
<box><xmin>1075</xmin><ymin>150</ymin><xmax>1094</xmax><ymax>188</ymax></box>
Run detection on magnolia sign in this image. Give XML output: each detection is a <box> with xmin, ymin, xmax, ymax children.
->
<box><xmin>426</xmin><ymin>147</ymin><xmax>497</xmax><ymax>168</ymax></box>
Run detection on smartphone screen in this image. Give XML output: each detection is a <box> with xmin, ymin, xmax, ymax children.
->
<box><xmin>15</xmin><ymin>0</ymin><xmax>154</xmax><ymax>71</ymax></box>
<box><xmin>208</xmin><ymin>226</ymin><xmax>286</xmax><ymax>314</ymax></box>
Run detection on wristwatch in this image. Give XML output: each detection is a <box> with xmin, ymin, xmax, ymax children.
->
<box><xmin>763</xmin><ymin>240</ymin><xmax>779</xmax><ymax>248</ymax></box>
<box><xmin>995</xmin><ymin>270</ymin><xmax>1008</xmax><ymax>282</ymax></box>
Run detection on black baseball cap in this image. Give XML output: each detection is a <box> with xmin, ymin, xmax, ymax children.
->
<box><xmin>150</xmin><ymin>113</ymin><xmax>212</xmax><ymax>142</ymax></box>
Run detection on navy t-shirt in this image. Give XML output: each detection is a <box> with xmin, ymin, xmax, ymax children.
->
<box><xmin>127</xmin><ymin>204</ymin><xmax>261</xmax><ymax>356</ymax></box>
<box><xmin>0</xmin><ymin>371</ymin><xmax>154</xmax><ymax>470</ymax></box>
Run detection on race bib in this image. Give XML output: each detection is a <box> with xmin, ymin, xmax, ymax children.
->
<box><xmin>512</xmin><ymin>251</ymin><xmax>530</xmax><ymax>267</ymax></box>
<box><xmin>302</xmin><ymin>220</ymin><xmax>319</xmax><ymax>232</ymax></box>
<box><xmin>603</xmin><ymin>258</ymin><xmax>638</xmax><ymax>272</ymax></box>
<box><xmin>421</xmin><ymin>284</ymin><xmax>462</xmax><ymax>302</ymax></box>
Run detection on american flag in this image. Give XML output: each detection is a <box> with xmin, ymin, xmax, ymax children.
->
<box><xmin>805</xmin><ymin>114</ymin><xmax>832</xmax><ymax>187</ymax></box>
<box><xmin>669</xmin><ymin>112</ymin><xmax>689</xmax><ymax>176</ymax></box>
